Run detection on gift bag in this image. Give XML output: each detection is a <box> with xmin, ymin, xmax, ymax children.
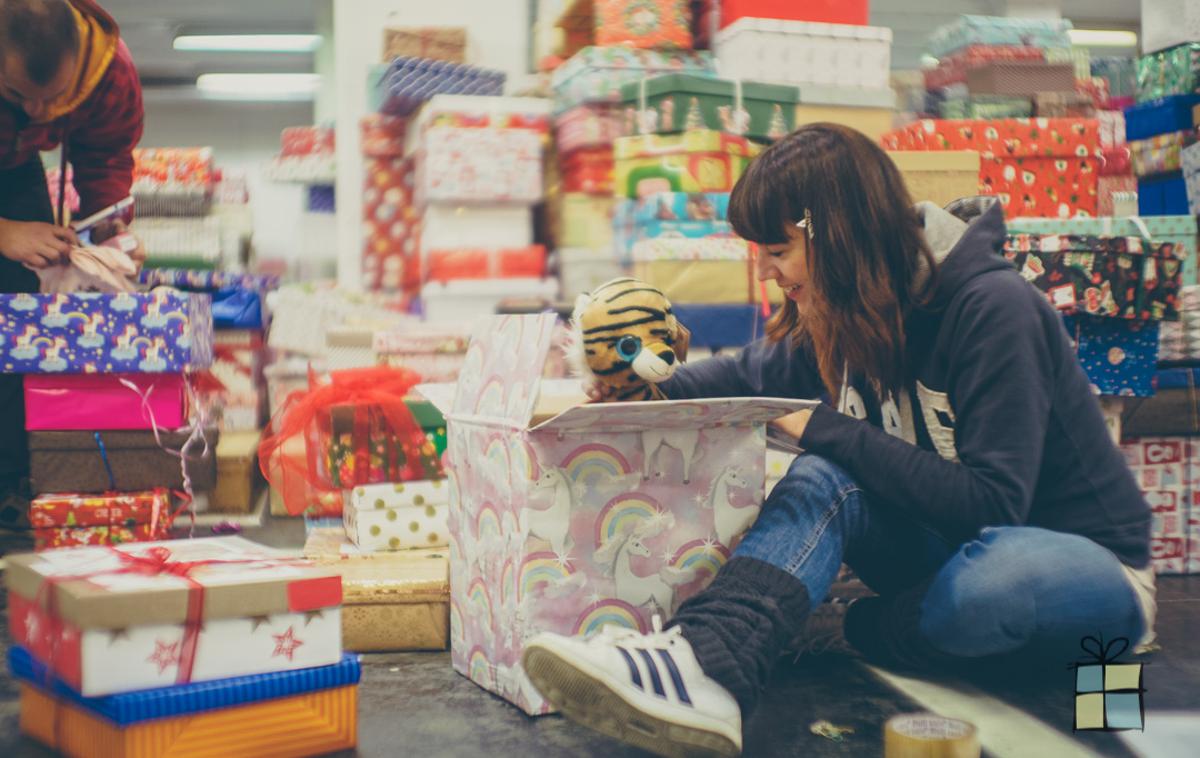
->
<box><xmin>259</xmin><ymin>366</ymin><xmax>441</xmax><ymax>515</ymax></box>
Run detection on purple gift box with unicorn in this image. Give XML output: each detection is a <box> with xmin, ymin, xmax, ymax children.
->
<box><xmin>0</xmin><ymin>292</ymin><xmax>213</xmax><ymax>374</ymax></box>
<box><xmin>422</xmin><ymin>313</ymin><xmax>814</xmax><ymax>714</ymax></box>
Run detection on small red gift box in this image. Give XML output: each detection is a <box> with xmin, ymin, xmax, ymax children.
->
<box><xmin>30</xmin><ymin>488</ymin><xmax>176</xmax><ymax>551</ymax></box>
<box><xmin>424</xmin><ymin>245</ymin><xmax>547</xmax><ymax>283</ymax></box>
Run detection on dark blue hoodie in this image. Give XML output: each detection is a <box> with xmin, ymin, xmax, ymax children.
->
<box><xmin>663</xmin><ymin>198</ymin><xmax>1151</xmax><ymax>568</ymax></box>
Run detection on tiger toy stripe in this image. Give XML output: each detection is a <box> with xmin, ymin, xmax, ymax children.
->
<box><xmin>571</xmin><ymin>277</ymin><xmax>690</xmax><ymax>401</ymax></box>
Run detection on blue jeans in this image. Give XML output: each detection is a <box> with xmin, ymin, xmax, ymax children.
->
<box><xmin>736</xmin><ymin>454</ymin><xmax>1146</xmax><ymax>658</ymax></box>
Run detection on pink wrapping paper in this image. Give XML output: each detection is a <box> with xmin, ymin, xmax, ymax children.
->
<box><xmin>24</xmin><ymin>373</ymin><xmax>187</xmax><ymax>431</ymax></box>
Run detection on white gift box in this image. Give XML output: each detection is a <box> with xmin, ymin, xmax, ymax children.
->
<box><xmin>420</xmin><ymin>278</ymin><xmax>559</xmax><ymax>322</ymax></box>
<box><xmin>421</xmin><ymin>205</ymin><xmax>534</xmax><ymax>251</ymax></box>
<box><xmin>715</xmin><ymin>18</ymin><xmax>892</xmax><ymax>91</ymax></box>
<box><xmin>344</xmin><ymin>481</ymin><xmax>451</xmax><ymax>551</ymax></box>
<box><xmin>1141</xmin><ymin>0</ymin><xmax>1200</xmax><ymax>55</ymax></box>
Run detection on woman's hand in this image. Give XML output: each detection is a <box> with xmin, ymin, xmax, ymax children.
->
<box><xmin>584</xmin><ymin>379</ymin><xmax>618</xmax><ymax>403</ymax></box>
<box><xmin>770</xmin><ymin>408</ymin><xmax>814</xmax><ymax>441</ymax></box>
<box><xmin>92</xmin><ymin>219</ymin><xmax>147</xmax><ymax>267</ymax></box>
<box><xmin>0</xmin><ymin>219</ymin><xmax>75</xmax><ymax>268</ymax></box>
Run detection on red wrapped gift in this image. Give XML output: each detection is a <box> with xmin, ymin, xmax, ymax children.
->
<box><xmin>360</xmin><ymin>114</ymin><xmax>408</xmax><ymax>158</ymax></box>
<box><xmin>362</xmin><ymin>154</ymin><xmax>421</xmax><ymax>293</ymax></box>
<box><xmin>596</xmin><ymin>0</ymin><xmax>692</xmax><ymax>50</ymax></box>
<box><xmin>561</xmin><ymin>147</ymin><xmax>615</xmax><ymax>194</ymax></box>
<box><xmin>281</xmin><ymin>126</ymin><xmax>335</xmax><ymax>157</ymax></box>
<box><xmin>34</xmin><ymin>522</ymin><xmax>171</xmax><ymax>550</ymax></box>
<box><xmin>718</xmin><ymin>0</ymin><xmax>868</xmax><ymax>28</ymax></box>
<box><xmin>882</xmin><ymin>118</ymin><xmax>1099</xmax><ymax>219</ymax></box>
<box><xmin>923</xmin><ymin>45</ymin><xmax>1045</xmax><ymax>91</ymax></box>
<box><xmin>1098</xmin><ymin>175</ymin><xmax>1138</xmax><ymax>216</ymax></box>
<box><xmin>1099</xmin><ymin>146</ymin><xmax>1133</xmax><ymax>177</ymax></box>
<box><xmin>30</xmin><ymin>489</ymin><xmax>172</xmax><ymax>529</ymax></box>
<box><xmin>424</xmin><ymin>245</ymin><xmax>547</xmax><ymax>283</ymax></box>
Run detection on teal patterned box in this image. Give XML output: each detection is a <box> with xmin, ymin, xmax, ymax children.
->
<box><xmin>1008</xmin><ymin>216</ymin><xmax>1199</xmax><ymax>287</ymax></box>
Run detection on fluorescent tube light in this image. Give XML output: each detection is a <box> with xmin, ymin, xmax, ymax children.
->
<box><xmin>175</xmin><ymin>34</ymin><xmax>322</xmax><ymax>53</ymax></box>
<box><xmin>196</xmin><ymin>73</ymin><xmax>320</xmax><ymax>101</ymax></box>
<box><xmin>1067</xmin><ymin>29</ymin><xmax>1138</xmax><ymax>47</ymax></box>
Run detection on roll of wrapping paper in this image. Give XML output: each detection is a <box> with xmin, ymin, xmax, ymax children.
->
<box><xmin>884</xmin><ymin>714</ymin><xmax>980</xmax><ymax>758</ymax></box>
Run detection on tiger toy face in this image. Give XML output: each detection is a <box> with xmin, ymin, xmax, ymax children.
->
<box><xmin>571</xmin><ymin>278</ymin><xmax>687</xmax><ymax>402</ymax></box>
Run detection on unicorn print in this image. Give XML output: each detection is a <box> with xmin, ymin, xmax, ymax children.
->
<box><xmin>705</xmin><ymin>466</ymin><xmax>756</xmax><ymax>547</ymax></box>
<box><xmin>521</xmin><ymin>467</ymin><xmax>575</xmax><ymax>557</ymax></box>
<box><xmin>594</xmin><ymin>516</ymin><xmax>694</xmax><ymax>614</ymax></box>
<box><xmin>38</xmin><ymin>337</ymin><xmax>69</xmax><ymax>373</ymax></box>
<box><xmin>111</xmin><ymin>325</ymin><xmax>139</xmax><ymax>361</ymax></box>
<box><xmin>140</xmin><ymin>293</ymin><xmax>169</xmax><ymax>328</ymax></box>
<box><xmin>40</xmin><ymin>295</ymin><xmax>69</xmax><ymax>328</ymax></box>
<box><xmin>10</xmin><ymin>325</ymin><xmax>40</xmax><ymax>360</ymax></box>
<box><xmin>138</xmin><ymin>337</ymin><xmax>168</xmax><ymax>372</ymax></box>
<box><xmin>78</xmin><ymin>313</ymin><xmax>105</xmax><ymax>348</ymax></box>
<box><xmin>642</xmin><ymin>428</ymin><xmax>701</xmax><ymax>483</ymax></box>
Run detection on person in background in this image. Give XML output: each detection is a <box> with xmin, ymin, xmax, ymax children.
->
<box><xmin>0</xmin><ymin>0</ymin><xmax>144</xmax><ymax>528</ymax></box>
<box><xmin>523</xmin><ymin>124</ymin><xmax>1153</xmax><ymax>758</ymax></box>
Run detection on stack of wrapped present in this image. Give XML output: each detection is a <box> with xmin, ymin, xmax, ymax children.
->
<box><xmin>1</xmin><ymin>288</ymin><xmax>217</xmax><ymax>544</ymax></box>
<box><xmin>265</xmin><ymin>125</ymin><xmax>336</xmax><ymax>184</ymax></box>
<box><xmin>1120</xmin><ymin>437</ymin><xmax>1200</xmax><ymax>575</ymax></box>
<box><xmin>1161</xmin><ymin>286</ymin><xmax>1200</xmax><ymax>362</ymax></box>
<box><xmin>361</xmin><ymin>113</ymin><xmax>419</xmax><ymax>293</ymax></box>
<box><xmin>5</xmin><ymin>536</ymin><xmax>359</xmax><ymax>756</ymax></box>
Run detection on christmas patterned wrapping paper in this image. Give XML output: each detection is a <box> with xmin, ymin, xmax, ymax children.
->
<box><xmin>716</xmin><ymin>0</ymin><xmax>868</xmax><ymax>28</ymax></box>
<box><xmin>0</xmin><ymin>292</ymin><xmax>213</xmax><ymax>374</ymax></box>
<box><xmin>561</xmin><ymin>147</ymin><xmax>614</xmax><ymax>194</ymax></box>
<box><xmin>343</xmin><ymin>480</ymin><xmax>450</xmax><ymax>552</ymax></box>
<box><xmin>1159</xmin><ymin>286</ymin><xmax>1200</xmax><ymax>361</ymax></box>
<box><xmin>1098</xmin><ymin>176</ymin><xmax>1138</xmax><ymax>218</ymax></box>
<box><xmin>426</xmin><ymin>314</ymin><xmax>818</xmax><ymax>714</ymax></box>
<box><xmin>938</xmin><ymin>96</ymin><xmax>1032</xmax><ymax>120</ymax></box>
<box><xmin>5</xmin><ymin>536</ymin><xmax>343</xmax><ymax>696</ymax></box>
<box><xmin>263</xmin><ymin>154</ymin><xmax>336</xmax><ymax>184</ymax></box>
<box><xmin>1184</xmin><ymin>141</ymin><xmax>1200</xmax><ymax>217</ymax></box>
<box><xmin>1136</xmin><ymin>42</ymin><xmax>1200</xmax><ymax>103</ymax></box>
<box><xmin>373</xmin><ymin>330</ymin><xmax>471</xmax><ymax>384</ymax></box>
<box><xmin>360</xmin><ymin>113</ymin><xmax>408</xmax><ymax>157</ymax></box>
<box><xmin>362</xmin><ymin>153</ymin><xmax>421</xmax><ymax>293</ymax></box>
<box><xmin>923</xmin><ymin>44</ymin><xmax>1045</xmax><ymax>91</ymax></box>
<box><xmin>424</xmin><ymin>245</ymin><xmax>547</xmax><ymax>284</ymax></box>
<box><xmin>613</xmin><ymin>130</ymin><xmax>759</xmax><ymax>199</ymax></box>
<box><xmin>303</xmin><ymin>529</ymin><xmax>450</xmax><ymax>651</ymax></box>
<box><xmin>1004</xmin><ymin>233</ymin><xmax>1184</xmax><ymax>321</ymax></box>
<box><xmin>131</xmin><ymin>148</ymin><xmax>215</xmax><ymax>212</ymax></box>
<box><xmin>417</xmin><ymin>127</ymin><xmax>543</xmax><ymax>205</ymax></box>
<box><xmin>1131</xmin><ymin>130</ymin><xmax>1198</xmax><ymax>178</ymax></box>
<box><xmin>881</xmin><ymin>118</ymin><xmax>1100</xmax><ymax>219</ymax></box>
<box><xmin>554</xmin><ymin>103</ymin><xmax>624</xmax><ymax>155</ymax></box>
<box><xmin>1120</xmin><ymin>437</ymin><xmax>1199</xmax><ymax>574</ymax></box>
<box><xmin>30</xmin><ymin>489</ymin><xmax>171</xmax><ymax>530</ymax></box>
<box><xmin>1099</xmin><ymin>146</ymin><xmax>1132</xmax><ymax>177</ymax></box>
<box><xmin>200</xmin><ymin>329</ymin><xmax>267</xmax><ymax>433</ymax></box>
<box><xmin>551</xmin><ymin>46</ymin><xmax>716</xmax><ymax>114</ymax></box>
<box><xmin>594</xmin><ymin>0</ymin><xmax>691</xmax><ymax>50</ymax></box>
<box><xmin>1063</xmin><ymin>315</ymin><xmax>1161</xmax><ymax>397</ymax></box>
<box><xmin>34</xmin><ymin>522</ymin><xmax>171</xmax><ymax>551</ymax></box>
<box><xmin>616</xmin><ymin>73</ymin><xmax>798</xmax><ymax>142</ymax></box>
<box><xmin>713</xmin><ymin>18</ymin><xmax>892</xmax><ymax>90</ymax></box>
<box><xmin>1097</xmin><ymin>110</ymin><xmax>1126</xmax><ymax>148</ymax></box>
<box><xmin>280</xmin><ymin>126</ymin><xmax>335</xmax><ymax>157</ymax></box>
<box><xmin>318</xmin><ymin>402</ymin><xmax>444</xmax><ymax>491</ymax></box>
<box><xmin>926</xmin><ymin>15</ymin><xmax>1072</xmax><ymax>59</ymax></box>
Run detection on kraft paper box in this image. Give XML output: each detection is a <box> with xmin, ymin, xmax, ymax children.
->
<box><xmin>417</xmin><ymin>126</ymin><xmax>543</xmax><ymax>205</ymax></box>
<box><xmin>344</xmin><ymin>480</ymin><xmax>450</xmax><ymax>552</ymax></box>
<box><xmin>382</xmin><ymin>26</ymin><xmax>466</xmax><ymax>64</ymax></box>
<box><xmin>0</xmin><ymin>292</ymin><xmax>213</xmax><ymax>374</ymax></box>
<box><xmin>303</xmin><ymin>529</ymin><xmax>450</xmax><ymax>651</ymax></box>
<box><xmin>211</xmin><ymin>429</ymin><xmax>264</xmax><ymax>513</ymax></box>
<box><xmin>13</xmin><ymin>650</ymin><xmax>361</xmax><ymax>758</ymax></box>
<box><xmin>551</xmin><ymin>46</ymin><xmax>716</xmax><ymax>114</ymax></box>
<box><xmin>616</xmin><ymin>74</ymin><xmax>798</xmax><ymax>143</ymax></box>
<box><xmin>5</xmin><ymin>536</ymin><xmax>343</xmax><ymax>696</ymax></box>
<box><xmin>631</xmin><ymin>238</ymin><xmax>755</xmax><ymax>304</ymax></box>
<box><xmin>421</xmin><ymin>313</ymin><xmax>818</xmax><ymax>714</ymax></box>
<box><xmin>29</xmin><ymin>426</ymin><xmax>218</xmax><ymax>495</ymax></box>
<box><xmin>887</xmin><ymin>151</ymin><xmax>982</xmax><ymax>207</ymax></box>
<box><xmin>557</xmin><ymin>193</ymin><xmax>616</xmax><ymax>251</ymax></box>
<box><xmin>614</xmin><ymin>130</ymin><xmax>759</xmax><ymax>199</ymax></box>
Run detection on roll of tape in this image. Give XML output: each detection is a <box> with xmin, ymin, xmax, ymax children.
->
<box><xmin>884</xmin><ymin>714</ymin><xmax>980</xmax><ymax>758</ymax></box>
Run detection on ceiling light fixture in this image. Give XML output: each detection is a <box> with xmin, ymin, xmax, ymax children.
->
<box><xmin>1067</xmin><ymin>29</ymin><xmax>1138</xmax><ymax>48</ymax></box>
<box><xmin>175</xmin><ymin>34</ymin><xmax>322</xmax><ymax>53</ymax></box>
<box><xmin>196</xmin><ymin>73</ymin><xmax>321</xmax><ymax>101</ymax></box>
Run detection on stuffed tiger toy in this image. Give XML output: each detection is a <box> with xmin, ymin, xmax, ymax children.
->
<box><xmin>571</xmin><ymin>277</ymin><xmax>690</xmax><ymax>401</ymax></box>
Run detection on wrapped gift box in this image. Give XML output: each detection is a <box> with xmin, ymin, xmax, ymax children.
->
<box><xmin>551</xmin><ymin>46</ymin><xmax>716</xmax><ymax>114</ymax></box>
<box><xmin>34</xmin><ymin>522</ymin><xmax>172</xmax><ymax>551</ymax></box>
<box><xmin>882</xmin><ymin>118</ymin><xmax>1100</xmax><ymax>219</ymax></box>
<box><xmin>424</xmin><ymin>245</ymin><xmax>547</xmax><ymax>283</ymax></box>
<box><xmin>29</xmin><ymin>426</ymin><xmax>218</xmax><ymax>495</ymax></box>
<box><xmin>129</xmin><ymin>217</ymin><xmax>224</xmax><ymax>265</ymax></box>
<box><xmin>1062</xmin><ymin>315</ymin><xmax>1161</xmax><ymax>397</ymax></box>
<box><xmin>1098</xmin><ymin>175</ymin><xmax>1139</xmax><ymax>218</ymax></box>
<box><xmin>31</xmin><ymin>489</ymin><xmax>175</xmax><ymax>550</ymax></box>
<box><xmin>555</xmin><ymin>193</ymin><xmax>615</xmax><ymax>251</ymax></box>
<box><xmin>926</xmin><ymin>15</ymin><xmax>1072</xmax><ymax>59</ymax></box>
<box><xmin>1122</xmin><ymin>368</ymin><xmax>1200</xmax><ymax>437</ymax></box>
<box><xmin>407</xmin><ymin>95</ymin><xmax>552</xmax><ymax>156</ymax></box>
<box><xmin>1098</xmin><ymin>110</ymin><xmax>1127</xmax><ymax>148</ymax></box>
<box><xmin>594</xmin><ymin>0</ymin><xmax>691</xmax><ymax>50</ymax></box>
<box><xmin>1131</xmin><ymin>131</ymin><xmax>1197</xmax><ymax>178</ymax></box>
<box><xmin>555</xmin><ymin>103</ymin><xmax>624</xmax><ymax>155</ymax></box>
<box><xmin>12</xmin><ymin>647</ymin><xmax>360</xmax><ymax>758</ymax></box>
<box><xmin>363</xmin><ymin>154</ymin><xmax>421</xmax><ymax>293</ymax></box>
<box><xmin>1125</xmin><ymin>94</ymin><xmax>1200</xmax><ymax>142</ymax></box>
<box><xmin>631</xmin><ymin>237</ymin><xmax>758</xmax><ymax>303</ymax></box>
<box><xmin>360</xmin><ymin>113</ymin><xmax>408</xmax><ymax>157</ymax></box>
<box><xmin>24</xmin><ymin>373</ymin><xmax>187</xmax><ymax>431</ymax></box>
<box><xmin>422</xmin><ymin>204</ymin><xmax>533</xmax><ymax>251</ymax></box>
<box><xmin>1184</xmin><ymin>141</ymin><xmax>1200</xmax><ymax>217</ymax></box>
<box><xmin>714</xmin><ymin>18</ymin><xmax>892</xmax><ymax>90</ymax></box>
<box><xmin>137</xmin><ymin>269</ymin><xmax>279</xmax><ymax>331</ymax></box>
<box><xmin>405</xmin><ymin>398</ymin><xmax>449</xmax><ymax>457</ymax></box>
<box><xmin>373</xmin><ymin>329</ymin><xmax>471</xmax><ymax>385</ymax></box>
<box><xmin>417</xmin><ymin>126</ymin><xmax>543</xmax><ymax>205</ymax></box>
<box><xmin>616</xmin><ymin>73</ymin><xmax>798</xmax><ymax>143</ymax></box>
<box><xmin>419</xmin><ymin>278</ymin><xmax>560</xmax><ymax>322</ymax></box>
<box><xmin>1008</xmin><ymin>215</ymin><xmax>1199</xmax><ymax>289</ymax></box>
<box><xmin>614</xmin><ymin>130</ymin><xmax>759</xmax><ymax>199</ymax></box>
<box><xmin>1120</xmin><ymin>437</ymin><xmax>1197</xmax><ymax>574</ymax></box>
<box><xmin>614</xmin><ymin>199</ymin><xmax>734</xmax><ymax>263</ymax></box>
<box><xmin>421</xmin><ymin>313</ymin><xmax>817</xmax><ymax>714</ymax></box>
<box><xmin>1142</xmin><ymin>0</ymin><xmax>1200</xmax><ymax>57</ymax></box>
<box><xmin>718</xmin><ymin>0</ymin><xmax>868</xmax><ymax>28</ymax></box>
<box><xmin>212</xmin><ymin>430</ymin><xmax>264</xmax><ymax>513</ymax></box>
<box><xmin>344</xmin><ymin>480</ymin><xmax>450</xmax><ymax>551</ymax></box>
<box><xmin>1100</xmin><ymin>146</ymin><xmax>1133</xmax><ymax>177</ymax></box>
<box><xmin>316</xmin><ymin>402</ymin><xmax>443</xmax><ymax>491</ymax></box>
<box><xmin>924</xmin><ymin>45</ymin><xmax>1046</xmax><ymax>91</ymax></box>
<box><xmin>0</xmin><ymin>292</ymin><xmax>213</xmax><ymax>374</ymax></box>
<box><xmin>304</xmin><ymin>529</ymin><xmax>450</xmax><ymax>651</ymax></box>
<box><xmin>280</xmin><ymin>126</ymin><xmax>335</xmax><ymax>157</ymax></box>
<box><xmin>963</xmin><ymin>61</ymin><xmax>1074</xmax><ymax>97</ymax></box>
<box><xmin>382</xmin><ymin>26</ymin><xmax>466</xmax><ymax>63</ymax></box>
<box><xmin>1139</xmin><ymin>172</ymin><xmax>1191</xmax><ymax>216</ymax></box>
<box><xmin>202</xmin><ymin>329</ymin><xmax>268</xmax><ymax>432</ymax></box>
<box><xmin>938</xmin><ymin>96</ymin><xmax>1033</xmax><ymax>120</ymax></box>
<box><xmin>1004</xmin><ymin>233</ymin><xmax>1184</xmax><ymax>321</ymax></box>
<box><xmin>132</xmin><ymin>147</ymin><xmax>214</xmax><ymax>218</ymax></box>
<box><xmin>561</xmin><ymin>147</ymin><xmax>614</xmax><ymax>194</ymax></box>
<box><xmin>1137</xmin><ymin>43</ymin><xmax>1200</xmax><ymax>103</ymax></box>
<box><xmin>671</xmin><ymin>303</ymin><xmax>766</xmax><ymax>351</ymax></box>
<box><xmin>378</xmin><ymin>57</ymin><xmax>505</xmax><ymax>117</ymax></box>
<box><xmin>6</xmin><ymin>537</ymin><xmax>343</xmax><ymax>696</ymax></box>
<box><xmin>794</xmin><ymin>96</ymin><xmax>896</xmax><ymax>140</ymax></box>
<box><xmin>1035</xmin><ymin>91</ymin><xmax>1098</xmax><ymax>119</ymax></box>
<box><xmin>888</xmin><ymin>150</ymin><xmax>982</xmax><ymax>206</ymax></box>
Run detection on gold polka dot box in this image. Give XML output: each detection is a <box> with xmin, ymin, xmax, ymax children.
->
<box><xmin>344</xmin><ymin>480</ymin><xmax>450</xmax><ymax>552</ymax></box>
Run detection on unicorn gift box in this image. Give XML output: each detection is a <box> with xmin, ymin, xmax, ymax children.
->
<box><xmin>420</xmin><ymin>313</ymin><xmax>814</xmax><ymax>714</ymax></box>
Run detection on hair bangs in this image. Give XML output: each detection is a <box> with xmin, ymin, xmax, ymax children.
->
<box><xmin>728</xmin><ymin>147</ymin><xmax>799</xmax><ymax>246</ymax></box>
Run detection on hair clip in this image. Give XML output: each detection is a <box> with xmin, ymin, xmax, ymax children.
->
<box><xmin>795</xmin><ymin>208</ymin><xmax>815</xmax><ymax>240</ymax></box>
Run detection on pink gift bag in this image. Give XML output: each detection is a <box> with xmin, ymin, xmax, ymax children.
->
<box><xmin>24</xmin><ymin>373</ymin><xmax>188</xmax><ymax>431</ymax></box>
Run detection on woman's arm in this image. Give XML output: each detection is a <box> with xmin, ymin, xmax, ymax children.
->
<box><xmin>662</xmin><ymin>336</ymin><xmax>826</xmax><ymax>400</ymax></box>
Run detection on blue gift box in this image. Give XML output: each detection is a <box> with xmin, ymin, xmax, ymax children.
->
<box><xmin>614</xmin><ymin>193</ymin><xmax>735</xmax><ymax>263</ymax></box>
<box><xmin>379</xmin><ymin>57</ymin><xmax>505</xmax><ymax>116</ymax></box>
<box><xmin>139</xmin><ymin>269</ymin><xmax>280</xmax><ymax>330</ymax></box>
<box><xmin>0</xmin><ymin>292</ymin><xmax>213</xmax><ymax>374</ymax></box>
<box><xmin>8</xmin><ymin>646</ymin><xmax>361</xmax><ymax>726</ymax></box>
<box><xmin>1138</xmin><ymin>172</ymin><xmax>1191</xmax><ymax>216</ymax></box>
<box><xmin>1062</xmin><ymin>315</ymin><xmax>1160</xmax><ymax>397</ymax></box>
<box><xmin>1125</xmin><ymin>94</ymin><xmax>1200</xmax><ymax>141</ymax></box>
<box><xmin>673</xmin><ymin>304</ymin><xmax>768</xmax><ymax>351</ymax></box>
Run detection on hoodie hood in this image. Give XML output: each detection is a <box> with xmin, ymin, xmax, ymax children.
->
<box><xmin>915</xmin><ymin>196</ymin><xmax>1012</xmax><ymax>309</ymax></box>
<box><xmin>37</xmin><ymin>0</ymin><xmax>120</xmax><ymax>123</ymax></box>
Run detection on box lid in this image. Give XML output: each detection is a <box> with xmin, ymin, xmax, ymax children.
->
<box><xmin>530</xmin><ymin>396</ymin><xmax>820</xmax><ymax>433</ymax></box>
<box><xmin>617</xmin><ymin>74</ymin><xmax>800</xmax><ymax>106</ymax></box>
<box><xmin>797</xmin><ymin>85</ymin><xmax>896</xmax><ymax>109</ymax></box>
<box><xmin>302</xmin><ymin>528</ymin><xmax>449</xmax><ymax>604</ymax></box>
<box><xmin>5</xmin><ymin>536</ymin><xmax>342</xmax><ymax>630</ymax></box>
<box><xmin>1007</xmin><ymin>215</ymin><xmax>1198</xmax><ymax>242</ymax></box>
<box><xmin>552</xmin><ymin>47</ymin><xmax>717</xmax><ymax>89</ymax></box>
<box><xmin>718</xmin><ymin>17</ymin><xmax>893</xmax><ymax>43</ymax></box>
<box><xmin>888</xmin><ymin>150</ymin><xmax>982</xmax><ymax>173</ymax></box>
<box><xmin>614</xmin><ymin>130</ymin><xmax>758</xmax><ymax>160</ymax></box>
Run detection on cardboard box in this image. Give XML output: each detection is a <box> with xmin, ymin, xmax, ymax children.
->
<box><xmin>304</xmin><ymin>529</ymin><xmax>450</xmax><ymax>651</ymax></box>
<box><xmin>29</xmin><ymin>426</ymin><xmax>218</xmax><ymax>495</ymax></box>
<box><xmin>382</xmin><ymin>26</ymin><xmax>466</xmax><ymax>63</ymax></box>
<box><xmin>617</xmin><ymin>73</ymin><xmax>798</xmax><ymax>143</ymax></box>
<box><xmin>424</xmin><ymin>313</ymin><xmax>817</xmax><ymax>714</ymax></box>
<box><xmin>424</xmin><ymin>245</ymin><xmax>547</xmax><ymax>284</ymax></box>
<box><xmin>630</xmin><ymin>237</ymin><xmax>754</xmax><ymax>303</ymax></box>
<box><xmin>614</xmin><ymin>130</ymin><xmax>759</xmax><ymax>198</ymax></box>
<box><xmin>714</xmin><ymin>18</ymin><xmax>892</xmax><ymax>90</ymax></box>
<box><xmin>344</xmin><ymin>480</ymin><xmax>450</xmax><ymax>551</ymax></box>
<box><xmin>23</xmin><ymin>373</ymin><xmax>187</xmax><ymax>432</ymax></box>
<box><xmin>211</xmin><ymin>430</ymin><xmax>264</xmax><ymax>513</ymax></box>
<box><xmin>6</xmin><ymin>537</ymin><xmax>343</xmax><ymax>695</ymax></box>
<box><xmin>0</xmin><ymin>292</ymin><xmax>213</xmax><ymax>374</ymax></box>
<box><xmin>888</xmin><ymin>151</ymin><xmax>981</xmax><ymax>207</ymax></box>
<box><xmin>923</xmin><ymin>44</ymin><xmax>1045</xmax><ymax>91</ymax></box>
<box><xmin>555</xmin><ymin>193</ymin><xmax>615</xmax><ymax>251</ymax></box>
<box><xmin>793</xmin><ymin>102</ymin><xmax>894</xmax><ymax>140</ymax></box>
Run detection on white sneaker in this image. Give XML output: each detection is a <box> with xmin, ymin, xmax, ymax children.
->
<box><xmin>522</xmin><ymin>616</ymin><xmax>742</xmax><ymax>758</ymax></box>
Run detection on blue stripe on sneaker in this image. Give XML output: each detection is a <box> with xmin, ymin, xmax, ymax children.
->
<box><xmin>616</xmin><ymin>646</ymin><xmax>644</xmax><ymax>690</ymax></box>
<box><xmin>636</xmin><ymin>649</ymin><xmax>666</xmax><ymax>698</ymax></box>
<box><xmin>656</xmin><ymin>649</ymin><xmax>693</xmax><ymax>706</ymax></box>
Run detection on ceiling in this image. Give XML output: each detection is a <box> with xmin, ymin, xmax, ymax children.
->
<box><xmin>102</xmin><ymin>0</ymin><xmax>1140</xmax><ymax>90</ymax></box>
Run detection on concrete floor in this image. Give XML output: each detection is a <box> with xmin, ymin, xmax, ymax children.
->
<box><xmin>2</xmin><ymin>515</ymin><xmax>1198</xmax><ymax>758</ymax></box>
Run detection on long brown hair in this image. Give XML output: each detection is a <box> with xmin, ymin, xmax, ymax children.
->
<box><xmin>728</xmin><ymin>123</ymin><xmax>937</xmax><ymax>398</ymax></box>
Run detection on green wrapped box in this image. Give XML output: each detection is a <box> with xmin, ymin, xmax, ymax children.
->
<box><xmin>938</xmin><ymin>96</ymin><xmax>1032</xmax><ymax>120</ymax></box>
<box><xmin>405</xmin><ymin>398</ymin><xmax>447</xmax><ymax>457</ymax></box>
<box><xmin>1008</xmin><ymin>215</ymin><xmax>1199</xmax><ymax>287</ymax></box>
<box><xmin>617</xmin><ymin>74</ymin><xmax>799</xmax><ymax>143</ymax></box>
<box><xmin>1137</xmin><ymin>43</ymin><xmax>1200</xmax><ymax>103</ymax></box>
